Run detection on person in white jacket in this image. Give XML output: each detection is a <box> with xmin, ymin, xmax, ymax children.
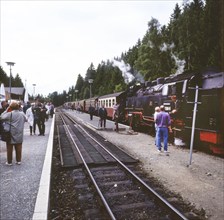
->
<box><xmin>26</xmin><ymin>103</ymin><xmax>34</xmax><ymax>135</ymax></box>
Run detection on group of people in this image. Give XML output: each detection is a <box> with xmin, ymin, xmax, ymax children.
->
<box><xmin>154</xmin><ymin>105</ymin><xmax>173</xmax><ymax>154</ymax></box>
<box><xmin>88</xmin><ymin>103</ymin><xmax>120</xmax><ymax>131</ymax></box>
<box><xmin>24</xmin><ymin>101</ymin><xmax>54</xmax><ymax>136</ymax></box>
<box><xmin>0</xmin><ymin>100</ymin><xmax>54</xmax><ymax>166</ymax></box>
<box><xmin>87</xmin><ymin>101</ymin><xmax>174</xmax><ymax>153</ymax></box>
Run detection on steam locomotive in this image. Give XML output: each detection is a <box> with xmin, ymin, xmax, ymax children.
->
<box><xmin>66</xmin><ymin>69</ymin><xmax>224</xmax><ymax>155</ymax></box>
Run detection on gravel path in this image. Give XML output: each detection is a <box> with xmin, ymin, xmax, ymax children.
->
<box><xmin>96</xmin><ymin>128</ymin><xmax>224</xmax><ymax>220</ymax></box>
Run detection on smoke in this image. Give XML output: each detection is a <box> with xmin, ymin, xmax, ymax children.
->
<box><xmin>160</xmin><ymin>42</ymin><xmax>185</xmax><ymax>75</ymax></box>
<box><xmin>112</xmin><ymin>59</ymin><xmax>135</xmax><ymax>84</ymax></box>
<box><xmin>160</xmin><ymin>42</ymin><xmax>175</xmax><ymax>52</ymax></box>
<box><xmin>133</xmin><ymin>70</ymin><xmax>145</xmax><ymax>83</ymax></box>
<box><xmin>172</xmin><ymin>54</ymin><xmax>186</xmax><ymax>75</ymax></box>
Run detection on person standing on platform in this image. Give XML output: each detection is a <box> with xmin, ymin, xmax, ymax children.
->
<box><xmin>0</xmin><ymin>101</ymin><xmax>27</xmax><ymax>165</ymax></box>
<box><xmin>39</xmin><ymin>103</ymin><xmax>47</xmax><ymax>136</ymax></box>
<box><xmin>88</xmin><ymin>104</ymin><xmax>95</xmax><ymax>120</ymax></box>
<box><xmin>113</xmin><ymin>103</ymin><xmax>120</xmax><ymax>132</ymax></box>
<box><xmin>0</xmin><ymin>101</ymin><xmax>9</xmax><ymax>115</ymax></box>
<box><xmin>23</xmin><ymin>101</ymin><xmax>31</xmax><ymax>114</ymax></box>
<box><xmin>32</xmin><ymin>103</ymin><xmax>41</xmax><ymax>135</ymax></box>
<box><xmin>49</xmin><ymin>102</ymin><xmax>55</xmax><ymax>118</ymax></box>
<box><xmin>98</xmin><ymin>104</ymin><xmax>107</xmax><ymax>129</ymax></box>
<box><xmin>154</xmin><ymin>106</ymin><xmax>161</xmax><ymax>146</ymax></box>
<box><xmin>0</xmin><ymin>100</ymin><xmax>9</xmax><ymax>136</ymax></box>
<box><xmin>26</xmin><ymin>103</ymin><xmax>34</xmax><ymax>135</ymax></box>
<box><xmin>155</xmin><ymin>105</ymin><xmax>172</xmax><ymax>154</ymax></box>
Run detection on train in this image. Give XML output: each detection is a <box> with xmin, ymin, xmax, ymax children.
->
<box><xmin>65</xmin><ymin>69</ymin><xmax>224</xmax><ymax>156</ymax></box>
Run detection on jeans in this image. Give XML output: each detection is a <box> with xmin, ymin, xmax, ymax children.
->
<box><xmin>156</xmin><ymin>127</ymin><xmax>168</xmax><ymax>151</ymax></box>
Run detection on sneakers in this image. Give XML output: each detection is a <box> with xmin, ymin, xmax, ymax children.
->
<box><xmin>5</xmin><ymin>161</ymin><xmax>21</xmax><ymax>165</ymax></box>
<box><xmin>157</xmin><ymin>149</ymin><xmax>169</xmax><ymax>155</ymax></box>
<box><xmin>164</xmin><ymin>151</ymin><xmax>169</xmax><ymax>156</ymax></box>
<box><xmin>5</xmin><ymin>162</ymin><xmax>12</xmax><ymax>166</ymax></box>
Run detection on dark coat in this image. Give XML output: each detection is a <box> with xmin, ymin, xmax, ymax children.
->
<box><xmin>98</xmin><ymin>107</ymin><xmax>107</xmax><ymax>119</ymax></box>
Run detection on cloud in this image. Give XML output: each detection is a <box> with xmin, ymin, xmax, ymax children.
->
<box><xmin>1</xmin><ymin>0</ymin><xmax>182</xmax><ymax>96</ymax></box>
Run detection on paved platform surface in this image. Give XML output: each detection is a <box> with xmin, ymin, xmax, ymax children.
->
<box><xmin>65</xmin><ymin>109</ymin><xmax>131</xmax><ymax>132</ymax></box>
<box><xmin>0</xmin><ymin>117</ymin><xmax>54</xmax><ymax>220</ymax></box>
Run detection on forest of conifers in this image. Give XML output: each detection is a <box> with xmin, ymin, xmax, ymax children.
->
<box><xmin>0</xmin><ymin>0</ymin><xmax>223</xmax><ymax>106</ymax></box>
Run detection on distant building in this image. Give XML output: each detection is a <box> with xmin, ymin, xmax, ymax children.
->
<box><xmin>4</xmin><ymin>87</ymin><xmax>25</xmax><ymax>101</ymax></box>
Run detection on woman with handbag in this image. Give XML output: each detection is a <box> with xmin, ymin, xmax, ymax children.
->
<box><xmin>0</xmin><ymin>101</ymin><xmax>27</xmax><ymax>166</ymax></box>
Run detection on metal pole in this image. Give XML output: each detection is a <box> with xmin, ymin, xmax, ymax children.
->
<box><xmin>6</xmin><ymin>62</ymin><xmax>15</xmax><ymax>103</ymax></box>
<box><xmin>88</xmin><ymin>79</ymin><xmax>93</xmax><ymax>99</ymax></box>
<box><xmin>189</xmin><ymin>85</ymin><xmax>199</xmax><ymax>165</ymax></box>
<box><xmin>90</xmin><ymin>83</ymin><xmax>92</xmax><ymax>98</ymax></box>
<box><xmin>32</xmin><ymin>84</ymin><xmax>36</xmax><ymax>98</ymax></box>
<box><xmin>9</xmin><ymin>66</ymin><xmax>12</xmax><ymax>102</ymax></box>
<box><xmin>75</xmin><ymin>90</ymin><xmax>78</xmax><ymax>101</ymax></box>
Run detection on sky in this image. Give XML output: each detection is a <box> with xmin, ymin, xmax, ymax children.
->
<box><xmin>1</xmin><ymin>0</ymin><xmax>183</xmax><ymax>97</ymax></box>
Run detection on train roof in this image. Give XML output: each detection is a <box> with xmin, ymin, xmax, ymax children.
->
<box><xmin>84</xmin><ymin>96</ymin><xmax>99</xmax><ymax>101</ymax></box>
<box><xmin>99</xmin><ymin>91</ymin><xmax>125</xmax><ymax>99</ymax></box>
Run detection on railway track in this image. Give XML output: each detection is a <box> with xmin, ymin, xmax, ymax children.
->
<box><xmin>51</xmin><ymin>110</ymin><xmax>189</xmax><ymax>220</ymax></box>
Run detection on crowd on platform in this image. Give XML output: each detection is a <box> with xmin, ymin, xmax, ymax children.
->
<box><xmin>0</xmin><ymin>99</ymin><xmax>54</xmax><ymax>166</ymax></box>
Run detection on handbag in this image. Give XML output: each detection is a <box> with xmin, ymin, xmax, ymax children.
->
<box><xmin>1</xmin><ymin>113</ymin><xmax>12</xmax><ymax>143</ymax></box>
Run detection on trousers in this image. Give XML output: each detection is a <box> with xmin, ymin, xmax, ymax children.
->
<box><xmin>7</xmin><ymin>143</ymin><xmax>22</xmax><ymax>163</ymax></box>
<box><xmin>156</xmin><ymin>127</ymin><xmax>168</xmax><ymax>151</ymax></box>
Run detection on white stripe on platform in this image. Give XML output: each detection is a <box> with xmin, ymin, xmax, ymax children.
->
<box><xmin>32</xmin><ymin>114</ymin><xmax>55</xmax><ymax>220</ymax></box>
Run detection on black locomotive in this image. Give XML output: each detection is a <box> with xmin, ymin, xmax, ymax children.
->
<box><xmin>124</xmin><ymin>69</ymin><xmax>224</xmax><ymax>155</ymax></box>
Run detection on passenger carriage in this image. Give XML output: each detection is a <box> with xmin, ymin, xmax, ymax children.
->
<box><xmin>98</xmin><ymin>92</ymin><xmax>125</xmax><ymax>119</ymax></box>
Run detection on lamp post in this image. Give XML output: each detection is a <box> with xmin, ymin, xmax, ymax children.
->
<box><xmin>75</xmin><ymin>89</ymin><xmax>79</xmax><ymax>101</ymax></box>
<box><xmin>88</xmin><ymin>79</ymin><xmax>93</xmax><ymax>98</ymax></box>
<box><xmin>32</xmin><ymin>84</ymin><xmax>36</xmax><ymax>98</ymax></box>
<box><xmin>69</xmin><ymin>94</ymin><xmax>72</xmax><ymax>102</ymax></box>
<box><xmin>6</xmin><ymin>62</ymin><xmax>15</xmax><ymax>103</ymax></box>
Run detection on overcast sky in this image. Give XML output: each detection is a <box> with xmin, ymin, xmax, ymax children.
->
<box><xmin>1</xmin><ymin>0</ymin><xmax>183</xmax><ymax>97</ymax></box>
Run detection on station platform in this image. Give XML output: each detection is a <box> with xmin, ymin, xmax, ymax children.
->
<box><xmin>65</xmin><ymin>109</ymin><xmax>131</xmax><ymax>132</ymax></box>
<box><xmin>0</xmin><ymin>116</ymin><xmax>55</xmax><ymax>220</ymax></box>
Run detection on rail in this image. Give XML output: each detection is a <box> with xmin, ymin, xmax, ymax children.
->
<box><xmin>61</xmin><ymin>111</ymin><xmax>188</xmax><ymax>220</ymax></box>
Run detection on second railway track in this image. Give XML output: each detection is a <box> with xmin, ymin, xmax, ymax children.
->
<box><xmin>49</xmin><ymin>110</ymin><xmax>193</xmax><ymax>220</ymax></box>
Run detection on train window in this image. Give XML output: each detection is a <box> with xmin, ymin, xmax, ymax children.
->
<box><xmin>112</xmin><ymin>99</ymin><xmax>115</xmax><ymax>106</ymax></box>
<box><xmin>106</xmin><ymin>100</ymin><xmax>108</xmax><ymax>107</ymax></box>
<box><xmin>175</xmin><ymin>81</ymin><xmax>186</xmax><ymax>98</ymax></box>
<box><xmin>171</xmin><ymin>85</ymin><xmax>176</xmax><ymax>94</ymax></box>
<box><xmin>182</xmin><ymin>80</ymin><xmax>187</xmax><ymax>94</ymax></box>
<box><xmin>162</xmin><ymin>85</ymin><xmax>169</xmax><ymax>96</ymax></box>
